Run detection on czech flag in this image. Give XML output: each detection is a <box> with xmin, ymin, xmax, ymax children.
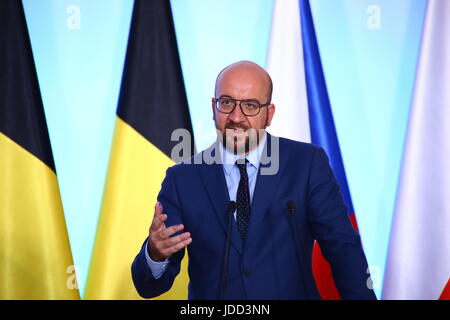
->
<box><xmin>267</xmin><ymin>0</ymin><xmax>361</xmax><ymax>299</ymax></box>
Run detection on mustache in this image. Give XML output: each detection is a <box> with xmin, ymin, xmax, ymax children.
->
<box><xmin>224</xmin><ymin>123</ymin><xmax>249</xmax><ymax>131</ymax></box>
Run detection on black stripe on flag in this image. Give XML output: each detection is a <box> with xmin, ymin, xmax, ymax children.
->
<box><xmin>117</xmin><ymin>0</ymin><xmax>195</xmax><ymax>159</ymax></box>
<box><xmin>0</xmin><ymin>0</ymin><xmax>56</xmax><ymax>172</ymax></box>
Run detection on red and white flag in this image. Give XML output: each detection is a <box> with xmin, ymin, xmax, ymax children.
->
<box><xmin>266</xmin><ymin>0</ymin><xmax>310</xmax><ymax>143</ymax></box>
<box><xmin>266</xmin><ymin>0</ymin><xmax>357</xmax><ymax>300</ymax></box>
<box><xmin>382</xmin><ymin>0</ymin><xmax>450</xmax><ymax>300</ymax></box>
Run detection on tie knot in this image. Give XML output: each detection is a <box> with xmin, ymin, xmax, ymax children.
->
<box><xmin>235</xmin><ymin>159</ymin><xmax>248</xmax><ymax>172</ymax></box>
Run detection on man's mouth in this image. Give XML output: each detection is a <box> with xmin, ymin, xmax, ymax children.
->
<box><xmin>231</xmin><ymin>127</ymin><xmax>245</xmax><ymax>134</ymax></box>
<box><xmin>225</xmin><ymin>124</ymin><xmax>248</xmax><ymax>135</ymax></box>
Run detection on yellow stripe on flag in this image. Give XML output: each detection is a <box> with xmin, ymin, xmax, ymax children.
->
<box><xmin>85</xmin><ymin>117</ymin><xmax>189</xmax><ymax>299</ymax></box>
<box><xmin>0</xmin><ymin>132</ymin><xmax>80</xmax><ymax>300</ymax></box>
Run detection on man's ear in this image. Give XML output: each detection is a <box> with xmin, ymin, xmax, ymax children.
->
<box><xmin>265</xmin><ymin>104</ymin><xmax>275</xmax><ymax>126</ymax></box>
<box><xmin>211</xmin><ymin>98</ymin><xmax>216</xmax><ymax>121</ymax></box>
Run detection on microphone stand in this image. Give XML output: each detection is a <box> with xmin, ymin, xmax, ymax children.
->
<box><xmin>286</xmin><ymin>200</ymin><xmax>312</xmax><ymax>300</ymax></box>
<box><xmin>220</xmin><ymin>201</ymin><xmax>236</xmax><ymax>300</ymax></box>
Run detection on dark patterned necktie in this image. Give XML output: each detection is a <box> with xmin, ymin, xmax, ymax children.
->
<box><xmin>236</xmin><ymin>160</ymin><xmax>251</xmax><ymax>243</ymax></box>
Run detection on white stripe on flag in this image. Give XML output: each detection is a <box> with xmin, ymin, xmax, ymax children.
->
<box><xmin>382</xmin><ymin>0</ymin><xmax>450</xmax><ymax>300</ymax></box>
<box><xmin>266</xmin><ymin>0</ymin><xmax>310</xmax><ymax>143</ymax></box>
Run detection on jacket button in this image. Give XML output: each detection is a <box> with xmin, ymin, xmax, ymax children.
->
<box><xmin>243</xmin><ymin>270</ymin><xmax>251</xmax><ymax>277</ymax></box>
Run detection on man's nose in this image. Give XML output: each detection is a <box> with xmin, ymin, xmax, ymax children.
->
<box><xmin>228</xmin><ymin>103</ymin><xmax>246</xmax><ymax>122</ymax></box>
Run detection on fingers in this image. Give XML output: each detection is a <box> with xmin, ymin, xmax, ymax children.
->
<box><xmin>149</xmin><ymin>230</ymin><xmax>192</xmax><ymax>261</ymax></box>
<box><xmin>150</xmin><ymin>203</ymin><xmax>167</xmax><ymax>232</ymax></box>
<box><xmin>161</xmin><ymin>231</ymin><xmax>191</xmax><ymax>248</ymax></box>
<box><xmin>165</xmin><ymin>236</ymin><xmax>192</xmax><ymax>256</ymax></box>
<box><xmin>154</xmin><ymin>202</ymin><xmax>163</xmax><ymax>217</ymax></box>
<box><xmin>155</xmin><ymin>232</ymin><xmax>192</xmax><ymax>258</ymax></box>
<box><xmin>148</xmin><ymin>202</ymin><xmax>192</xmax><ymax>260</ymax></box>
<box><xmin>158</xmin><ymin>224</ymin><xmax>185</xmax><ymax>240</ymax></box>
<box><xmin>150</xmin><ymin>213</ymin><xmax>167</xmax><ymax>232</ymax></box>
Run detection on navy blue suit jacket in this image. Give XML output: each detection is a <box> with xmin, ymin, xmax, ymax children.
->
<box><xmin>131</xmin><ymin>134</ymin><xmax>376</xmax><ymax>300</ymax></box>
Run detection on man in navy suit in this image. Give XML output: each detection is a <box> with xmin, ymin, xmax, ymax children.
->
<box><xmin>131</xmin><ymin>61</ymin><xmax>376</xmax><ymax>300</ymax></box>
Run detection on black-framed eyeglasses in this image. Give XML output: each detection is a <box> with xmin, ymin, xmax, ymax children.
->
<box><xmin>213</xmin><ymin>96</ymin><xmax>270</xmax><ymax>117</ymax></box>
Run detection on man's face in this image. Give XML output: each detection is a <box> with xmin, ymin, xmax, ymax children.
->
<box><xmin>212</xmin><ymin>66</ymin><xmax>275</xmax><ymax>155</ymax></box>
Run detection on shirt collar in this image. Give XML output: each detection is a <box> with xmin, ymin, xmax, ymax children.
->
<box><xmin>220</xmin><ymin>131</ymin><xmax>267</xmax><ymax>176</ymax></box>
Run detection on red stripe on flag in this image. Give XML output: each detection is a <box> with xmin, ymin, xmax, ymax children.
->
<box><xmin>312</xmin><ymin>241</ymin><xmax>340</xmax><ymax>299</ymax></box>
<box><xmin>312</xmin><ymin>213</ymin><xmax>358</xmax><ymax>300</ymax></box>
<box><xmin>348</xmin><ymin>212</ymin><xmax>359</xmax><ymax>232</ymax></box>
<box><xmin>439</xmin><ymin>279</ymin><xmax>450</xmax><ymax>300</ymax></box>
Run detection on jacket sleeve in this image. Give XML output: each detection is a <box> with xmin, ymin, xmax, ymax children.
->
<box><xmin>307</xmin><ymin>147</ymin><xmax>377</xmax><ymax>300</ymax></box>
<box><xmin>131</xmin><ymin>166</ymin><xmax>186</xmax><ymax>298</ymax></box>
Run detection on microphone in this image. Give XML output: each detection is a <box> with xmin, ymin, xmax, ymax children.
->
<box><xmin>287</xmin><ymin>200</ymin><xmax>296</xmax><ymax>215</ymax></box>
<box><xmin>220</xmin><ymin>200</ymin><xmax>236</xmax><ymax>300</ymax></box>
<box><xmin>285</xmin><ymin>200</ymin><xmax>311</xmax><ymax>299</ymax></box>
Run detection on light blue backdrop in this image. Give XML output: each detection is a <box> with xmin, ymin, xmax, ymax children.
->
<box><xmin>310</xmin><ymin>0</ymin><xmax>427</xmax><ymax>296</ymax></box>
<box><xmin>22</xmin><ymin>0</ymin><xmax>427</xmax><ymax>298</ymax></box>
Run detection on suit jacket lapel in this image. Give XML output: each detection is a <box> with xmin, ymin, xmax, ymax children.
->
<box><xmin>246</xmin><ymin>133</ymin><xmax>283</xmax><ymax>247</ymax></box>
<box><xmin>198</xmin><ymin>143</ymin><xmax>243</xmax><ymax>254</ymax></box>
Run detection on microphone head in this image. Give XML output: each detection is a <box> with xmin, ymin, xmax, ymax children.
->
<box><xmin>287</xmin><ymin>200</ymin><xmax>296</xmax><ymax>213</ymax></box>
<box><xmin>228</xmin><ymin>201</ymin><xmax>237</xmax><ymax>213</ymax></box>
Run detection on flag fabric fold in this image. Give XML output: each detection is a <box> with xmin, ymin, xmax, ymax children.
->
<box><xmin>382</xmin><ymin>0</ymin><xmax>450</xmax><ymax>300</ymax></box>
<box><xmin>85</xmin><ymin>0</ymin><xmax>194</xmax><ymax>299</ymax></box>
<box><xmin>0</xmin><ymin>0</ymin><xmax>79</xmax><ymax>300</ymax></box>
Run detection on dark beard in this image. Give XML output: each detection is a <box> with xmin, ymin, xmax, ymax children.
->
<box><xmin>221</xmin><ymin>123</ymin><xmax>259</xmax><ymax>155</ymax></box>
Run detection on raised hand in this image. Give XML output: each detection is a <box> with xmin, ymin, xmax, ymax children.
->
<box><xmin>147</xmin><ymin>202</ymin><xmax>192</xmax><ymax>262</ymax></box>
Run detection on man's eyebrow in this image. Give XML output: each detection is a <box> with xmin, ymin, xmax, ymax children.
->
<box><xmin>219</xmin><ymin>95</ymin><xmax>260</xmax><ymax>102</ymax></box>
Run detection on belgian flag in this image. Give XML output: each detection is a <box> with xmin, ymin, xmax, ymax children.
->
<box><xmin>0</xmin><ymin>0</ymin><xmax>79</xmax><ymax>299</ymax></box>
<box><xmin>85</xmin><ymin>0</ymin><xmax>194</xmax><ymax>299</ymax></box>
